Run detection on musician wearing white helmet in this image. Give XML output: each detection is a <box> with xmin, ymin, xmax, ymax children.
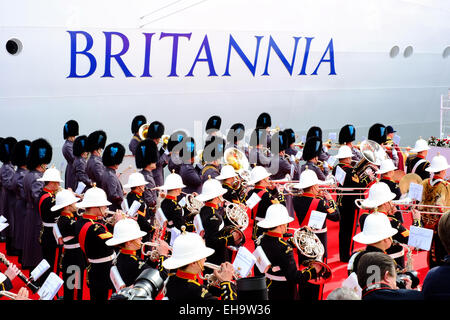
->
<box><xmin>357</xmin><ymin>182</ymin><xmax>421</xmax><ymax>270</ymax></box>
<box><xmin>421</xmin><ymin>153</ymin><xmax>450</xmax><ymax>268</ymax></box>
<box><xmin>157</xmin><ymin>171</ymin><xmax>195</xmax><ymax>244</ymax></box>
<box><xmin>75</xmin><ymin>185</ymin><xmax>122</xmax><ymax>301</ymax></box>
<box><xmin>53</xmin><ymin>188</ymin><xmax>85</xmax><ymax>301</ymax></box>
<box><xmin>244</xmin><ymin>165</ymin><xmax>285</xmax><ymax>242</ymax></box>
<box><xmin>197</xmin><ymin>177</ymin><xmax>242</xmax><ymax>266</ymax></box>
<box><xmin>162</xmin><ymin>229</ymin><xmax>236</xmax><ymax>300</ymax></box>
<box><xmin>106</xmin><ymin>218</ymin><xmax>169</xmax><ymax>288</ymax></box>
<box><xmin>256</xmin><ymin>203</ymin><xmax>323</xmax><ymax>300</ymax></box>
<box><xmin>332</xmin><ymin>145</ymin><xmax>366</xmax><ymax>262</ymax></box>
<box><xmin>124</xmin><ymin>172</ymin><xmax>154</xmax><ymax>244</ymax></box>
<box><xmin>406</xmin><ymin>137</ymin><xmax>431</xmax><ymax>180</ymax></box>
<box><xmin>36</xmin><ymin>166</ymin><xmax>64</xmax><ymax>285</ymax></box>
<box><xmin>377</xmin><ymin>158</ymin><xmax>402</xmax><ymax>200</ymax></box>
<box><xmin>215</xmin><ymin>164</ymin><xmax>241</xmax><ymax>204</ymax></box>
<box><xmin>292</xmin><ymin>167</ymin><xmax>339</xmax><ymax>300</ymax></box>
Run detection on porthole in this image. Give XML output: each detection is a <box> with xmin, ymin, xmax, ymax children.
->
<box><xmin>403</xmin><ymin>46</ymin><xmax>413</xmax><ymax>58</ymax></box>
<box><xmin>389</xmin><ymin>46</ymin><xmax>400</xmax><ymax>58</ymax></box>
<box><xmin>443</xmin><ymin>46</ymin><xmax>450</xmax><ymax>58</ymax></box>
<box><xmin>5</xmin><ymin>38</ymin><xmax>22</xmax><ymax>56</ymax></box>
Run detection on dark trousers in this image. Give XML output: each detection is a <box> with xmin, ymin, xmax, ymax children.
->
<box><xmin>62</xmin><ymin>248</ymin><xmax>86</xmax><ymax>301</ymax></box>
<box><xmin>339</xmin><ymin>204</ymin><xmax>359</xmax><ymax>262</ymax></box>
<box><xmin>87</xmin><ymin>262</ymin><xmax>113</xmax><ymax>301</ymax></box>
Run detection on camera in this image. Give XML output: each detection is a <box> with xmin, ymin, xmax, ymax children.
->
<box><xmin>110</xmin><ymin>268</ymin><xmax>165</xmax><ymax>300</ymax></box>
<box><xmin>396</xmin><ymin>271</ymin><xmax>420</xmax><ymax>289</ymax></box>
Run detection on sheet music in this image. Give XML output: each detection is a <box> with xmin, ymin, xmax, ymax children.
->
<box><xmin>0</xmin><ymin>215</ymin><xmax>7</xmax><ymax>223</ymax></box>
<box><xmin>31</xmin><ymin>259</ymin><xmax>50</xmax><ymax>281</ymax></box>
<box><xmin>232</xmin><ymin>246</ymin><xmax>256</xmax><ymax>278</ymax></box>
<box><xmin>246</xmin><ymin>192</ymin><xmax>262</xmax><ymax>210</ymax></box>
<box><xmin>393</xmin><ymin>134</ymin><xmax>401</xmax><ymax>145</ymax></box>
<box><xmin>0</xmin><ymin>222</ymin><xmax>8</xmax><ymax>232</ymax></box>
<box><xmin>110</xmin><ymin>266</ymin><xmax>126</xmax><ymax>292</ymax></box>
<box><xmin>334</xmin><ymin>165</ymin><xmax>346</xmax><ymax>186</ymax></box>
<box><xmin>253</xmin><ymin>246</ymin><xmax>271</xmax><ymax>273</ymax></box>
<box><xmin>178</xmin><ymin>196</ymin><xmax>186</xmax><ymax>207</ymax></box>
<box><xmin>127</xmin><ymin>200</ymin><xmax>142</xmax><ymax>218</ymax></box>
<box><xmin>155</xmin><ymin>208</ymin><xmax>167</xmax><ymax>227</ymax></box>
<box><xmin>75</xmin><ymin>181</ymin><xmax>86</xmax><ymax>194</ymax></box>
<box><xmin>328</xmin><ymin>132</ymin><xmax>337</xmax><ymax>141</ymax></box>
<box><xmin>408</xmin><ymin>226</ymin><xmax>434</xmax><ymax>251</ymax></box>
<box><xmin>37</xmin><ymin>272</ymin><xmax>64</xmax><ymax>300</ymax></box>
<box><xmin>408</xmin><ymin>183</ymin><xmax>423</xmax><ymax>202</ymax></box>
<box><xmin>308</xmin><ymin>210</ymin><xmax>327</xmax><ymax>229</ymax></box>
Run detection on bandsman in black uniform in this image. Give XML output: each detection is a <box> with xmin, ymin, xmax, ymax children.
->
<box><xmin>101</xmin><ymin>142</ymin><xmax>125</xmax><ymax>211</ymax></box>
<box><xmin>123</xmin><ymin>172</ymin><xmax>155</xmax><ymax>243</ymax></box>
<box><xmin>216</xmin><ymin>164</ymin><xmax>243</xmax><ymax>204</ymax></box>
<box><xmin>147</xmin><ymin>121</ymin><xmax>168</xmax><ymax>187</ymax></box>
<box><xmin>106</xmin><ymin>218</ymin><xmax>169</xmax><ymax>288</ymax></box>
<box><xmin>292</xmin><ymin>168</ymin><xmax>339</xmax><ymax>300</ymax></box>
<box><xmin>75</xmin><ymin>186</ymin><xmax>121</xmax><ymax>301</ymax></box>
<box><xmin>332</xmin><ymin>145</ymin><xmax>369</xmax><ymax>262</ymax></box>
<box><xmin>377</xmin><ymin>158</ymin><xmax>402</xmax><ymax>200</ymax></box>
<box><xmin>53</xmin><ymin>189</ymin><xmax>85</xmax><ymax>301</ymax></box>
<box><xmin>128</xmin><ymin>115</ymin><xmax>146</xmax><ymax>156</ymax></box>
<box><xmin>22</xmin><ymin>138</ymin><xmax>52</xmax><ymax>270</ymax></box>
<box><xmin>11</xmin><ymin>139</ymin><xmax>31</xmax><ymax>263</ymax></box>
<box><xmin>197</xmin><ymin>178</ymin><xmax>241</xmax><ymax>265</ymax></box>
<box><xmin>179</xmin><ymin>137</ymin><xmax>202</xmax><ymax>195</ymax></box>
<box><xmin>201</xmin><ymin>136</ymin><xmax>225</xmax><ymax>183</ymax></box>
<box><xmin>62</xmin><ymin>120</ymin><xmax>79</xmax><ymax>190</ymax></box>
<box><xmin>72</xmin><ymin>135</ymin><xmax>92</xmax><ymax>194</ymax></box>
<box><xmin>86</xmin><ymin>130</ymin><xmax>107</xmax><ymax>189</ymax></box>
<box><xmin>157</xmin><ymin>171</ymin><xmax>194</xmax><ymax>245</ymax></box>
<box><xmin>357</xmin><ymin>182</ymin><xmax>421</xmax><ymax>270</ymax></box>
<box><xmin>167</xmin><ymin>130</ymin><xmax>187</xmax><ymax>175</ymax></box>
<box><xmin>162</xmin><ymin>229</ymin><xmax>237</xmax><ymax>300</ymax></box>
<box><xmin>36</xmin><ymin>167</ymin><xmax>64</xmax><ymax>284</ymax></box>
<box><xmin>245</xmin><ymin>165</ymin><xmax>285</xmax><ymax>242</ymax></box>
<box><xmin>0</xmin><ymin>137</ymin><xmax>17</xmax><ymax>256</ymax></box>
<box><xmin>135</xmin><ymin>139</ymin><xmax>159</xmax><ymax>225</ymax></box>
<box><xmin>406</xmin><ymin>138</ymin><xmax>431</xmax><ymax>180</ymax></box>
<box><xmin>338</xmin><ymin>124</ymin><xmax>363</xmax><ymax>164</ymax></box>
<box><xmin>256</xmin><ymin>203</ymin><xmax>324</xmax><ymax>300</ymax></box>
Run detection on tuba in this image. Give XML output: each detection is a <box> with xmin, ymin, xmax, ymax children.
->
<box><xmin>353</xmin><ymin>139</ymin><xmax>389</xmax><ymax>185</ymax></box>
<box><xmin>289</xmin><ymin>227</ymin><xmax>332</xmax><ymax>284</ymax></box>
<box><xmin>138</xmin><ymin>123</ymin><xmax>150</xmax><ymax>140</ymax></box>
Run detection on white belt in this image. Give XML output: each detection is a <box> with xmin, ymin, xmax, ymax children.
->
<box><xmin>265</xmin><ymin>273</ymin><xmax>287</xmax><ymax>282</ymax></box>
<box><xmin>255</xmin><ymin>217</ymin><xmax>264</xmax><ymax>222</ymax></box>
<box><xmin>389</xmin><ymin>248</ymin><xmax>405</xmax><ymax>259</ymax></box>
<box><xmin>63</xmin><ymin>236</ymin><xmax>75</xmax><ymax>242</ymax></box>
<box><xmin>88</xmin><ymin>253</ymin><xmax>116</xmax><ymax>264</ymax></box>
<box><xmin>312</xmin><ymin>227</ymin><xmax>327</xmax><ymax>234</ymax></box>
<box><xmin>64</xmin><ymin>243</ymin><xmax>80</xmax><ymax>249</ymax></box>
<box><xmin>42</xmin><ymin>222</ymin><xmax>56</xmax><ymax>227</ymax></box>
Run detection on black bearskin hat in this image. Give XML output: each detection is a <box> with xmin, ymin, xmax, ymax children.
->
<box><xmin>256</xmin><ymin>112</ymin><xmax>271</xmax><ymax>129</ymax></box>
<box><xmin>227</xmin><ymin>123</ymin><xmax>245</xmax><ymax>144</ymax></box>
<box><xmin>27</xmin><ymin>138</ymin><xmax>52</xmax><ymax>170</ymax></box>
<box><xmin>306</xmin><ymin>126</ymin><xmax>322</xmax><ymax>141</ymax></box>
<box><xmin>0</xmin><ymin>137</ymin><xmax>17</xmax><ymax>163</ymax></box>
<box><xmin>102</xmin><ymin>143</ymin><xmax>125</xmax><ymax>167</ymax></box>
<box><xmin>302</xmin><ymin>136</ymin><xmax>322</xmax><ymax>161</ymax></box>
<box><xmin>131</xmin><ymin>115</ymin><xmax>147</xmax><ymax>134</ymax></box>
<box><xmin>368</xmin><ymin>123</ymin><xmax>387</xmax><ymax>145</ymax></box>
<box><xmin>63</xmin><ymin>120</ymin><xmax>79</xmax><ymax>139</ymax></box>
<box><xmin>339</xmin><ymin>124</ymin><xmax>356</xmax><ymax>145</ymax></box>
<box><xmin>205</xmin><ymin>115</ymin><xmax>222</xmax><ymax>134</ymax></box>
<box><xmin>135</xmin><ymin>139</ymin><xmax>158</xmax><ymax>169</ymax></box>
<box><xmin>73</xmin><ymin>135</ymin><xmax>88</xmax><ymax>157</ymax></box>
<box><xmin>87</xmin><ymin>130</ymin><xmax>107</xmax><ymax>152</ymax></box>
<box><xmin>11</xmin><ymin>140</ymin><xmax>31</xmax><ymax>167</ymax></box>
<box><xmin>167</xmin><ymin>130</ymin><xmax>187</xmax><ymax>153</ymax></box>
<box><xmin>203</xmin><ymin>136</ymin><xmax>226</xmax><ymax>162</ymax></box>
<box><xmin>147</xmin><ymin>121</ymin><xmax>165</xmax><ymax>140</ymax></box>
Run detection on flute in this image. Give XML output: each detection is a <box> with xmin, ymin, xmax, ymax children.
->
<box><xmin>0</xmin><ymin>254</ymin><xmax>39</xmax><ymax>293</ymax></box>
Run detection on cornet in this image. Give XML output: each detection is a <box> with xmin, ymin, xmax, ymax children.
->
<box><xmin>199</xmin><ymin>262</ymin><xmax>241</xmax><ymax>287</ymax></box>
<box><xmin>141</xmin><ymin>241</ymin><xmax>172</xmax><ymax>261</ymax></box>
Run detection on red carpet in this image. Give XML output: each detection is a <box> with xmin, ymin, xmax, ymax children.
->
<box><xmin>0</xmin><ymin>209</ymin><xmax>430</xmax><ymax>300</ymax></box>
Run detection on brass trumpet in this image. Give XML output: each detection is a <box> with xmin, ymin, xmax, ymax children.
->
<box><xmin>138</xmin><ymin>123</ymin><xmax>150</xmax><ymax>140</ymax></box>
<box><xmin>141</xmin><ymin>241</ymin><xmax>172</xmax><ymax>261</ymax></box>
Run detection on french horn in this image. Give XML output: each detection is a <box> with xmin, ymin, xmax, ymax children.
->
<box><xmin>289</xmin><ymin>227</ymin><xmax>332</xmax><ymax>284</ymax></box>
<box><xmin>223</xmin><ymin>200</ymin><xmax>249</xmax><ymax>231</ymax></box>
<box><xmin>184</xmin><ymin>193</ymin><xmax>204</xmax><ymax>216</ymax></box>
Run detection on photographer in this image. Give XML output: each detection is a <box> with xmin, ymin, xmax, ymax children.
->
<box><xmin>356</xmin><ymin>252</ymin><xmax>423</xmax><ymax>300</ymax></box>
<box><xmin>422</xmin><ymin>211</ymin><xmax>450</xmax><ymax>299</ymax></box>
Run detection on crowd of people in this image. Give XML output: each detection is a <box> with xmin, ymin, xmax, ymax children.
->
<box><xmin>0</xmin><ymin>112</ymin><xmax>449</xmax><ymax>301</ymax></box>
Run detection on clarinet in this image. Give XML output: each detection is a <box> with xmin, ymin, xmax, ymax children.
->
<box><xmin>0</xmin><ymin>254</ymin><xmax>40</xmax><ymax>293</ymax></box>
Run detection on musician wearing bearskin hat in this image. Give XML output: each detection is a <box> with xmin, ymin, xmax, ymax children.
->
<box><xmin>11</xmin><ymin>140</ymin><xmax>32</xmax><ymax>262</ymax></box>
<box><xmin>86</xmin><ymin>130</ymin><xmax>107</xmax><ymax>189</ymax></box>
<box><xmin>179</xmin><ymin>137</ymin><xmax>202</xmax><ymax>195</ymax></box>
<box><xmin>167</xmin><ymin>130</ymin><xmax>187</xmax><ymax>175</ymax></box>
<box><xmin>147</xmin><ymin>120</ymin><xmax>168</xmax><ymax>187</ymax></box>
<box><xmin>0</xmin><ymin>137</ymin><xmax>17</xmax><ymax>256</ymax></box>
<box><xmin>201</xmin><ymin>136</ymin><xmax>226</xmax><ymax>183</ymax></box>
<box><xmin>72</xmin><ymin>135</ymin><xmax>92</xmax><ymax>193</ymax></box>
<box><xmin>128</xmin><ymin>114</ymin><xmax>146</xmax><ymax>156</ymax></box>
<box><xmin>101</xmin><ymin>142</ymin><xmax>125</xmax><ymax>211</ymax></box>
<box><xmin>338</xmin><ymin>124</ymin><xmax>362</xmax><ymax>164</ymax></box>
<box><xmin>22</xmin><ymin>138</ymin><xmax>52</xmax><ymax>270</ymax></box>
<box><xmin>62</xmin><ymin>120</ymin><xmax>79</xmax><ymax>190</ymax></box>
